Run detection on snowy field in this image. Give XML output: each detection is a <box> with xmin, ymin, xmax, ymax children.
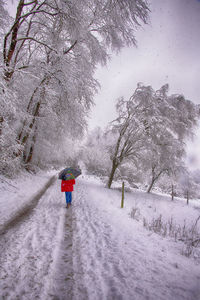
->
<box><xmin>0</xmin><ymin>172</ymin><xmax>200</xmax><ymax>299</ymax></box>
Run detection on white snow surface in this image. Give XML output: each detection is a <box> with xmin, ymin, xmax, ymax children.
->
<box><xmin>0</xmin><ymin>172</ymin><xmax>200</xmax><ymax>300</ymax></box>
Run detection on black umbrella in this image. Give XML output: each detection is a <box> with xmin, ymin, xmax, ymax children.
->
<box><xmin>58</xmin><ymin>167</ymin><xmax>82</xmax><ymax>180</ymax></box>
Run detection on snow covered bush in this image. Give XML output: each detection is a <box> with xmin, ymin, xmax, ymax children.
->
<box><xmin>143</xmin><ymin>214</ymin><xmax>200</xmax><ymax>260</ymax></box>
<box><xmin>181</xmin><ymin>216</ymin><xmax>200</xmax><ymax>258</ymax></box>
<box><xmin>130</xmin><ymin>206</ymin><xmax>140</xmax><ymax>221</ymax></box>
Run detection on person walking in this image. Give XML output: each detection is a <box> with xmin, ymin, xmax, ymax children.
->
<box><xmin>61</xmin><ymin>173</ymin><xmax>75</xmax><ymax>208</ymax></box>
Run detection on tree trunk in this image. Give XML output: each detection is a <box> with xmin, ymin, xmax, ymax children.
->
<box><xmin>107</xmin><ymin>159</ymin><xmax>118</xmax><ymax>189</ymax></box>
<box><xmin>121</xmin><ymin>181</ymin><xmax>125</xmax><ymax>208</ymax></box>
<box><xmin>18</xmin><ymin>77</ymin><xmax>48</xmax><ymax>144</ymax></box>
<box><xmin>147</xmin><ymin>168</ymin><xmax>165</xmax><ymax>193</ymax></box>
<box><xmin>0</xmin><ymin>116</ymin><xmax>3</xmax><ymax>135</ymax></box>
<box><xmin>171</xmin><ymin>184</ymin><xmax>174</xmax><ymax>201</ymax></box>
<box><xmin>4</xmin><ymin>0</ymin><xmax>25</xmax><ymax>81</ymax></box>
<box><xmin>21</xmin><ymin>101</ymin><xmax>40</xmax><ymax>158</ymax></box>
<box><xmin>23</xmin><ymin>84</ymin><xmax>46</xmax><ymax>164</ymax></box>
<box><xmin>186</xmin><ymin>190</ymin><xmax>189</xmax><ymax>205</ymax></box>
<box><xmin>147</xmin><ymin>178</ymin><xmax>156</xmax><ymax>193</ymax></box>
<box><xmin>25</xmin><ymin>125</ymin><xmax>37</xmax><ymax>164</ymax></box>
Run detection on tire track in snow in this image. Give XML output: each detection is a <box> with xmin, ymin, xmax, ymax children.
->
<box><xmin>72</xmin><ymin>185</ymin><xmax>89</xmax><ymax>300</ymax></box>
<box><xmin>0</xmin><ymin>180</ymin><xmax>73</xmax><ymax>300</ymax></box>
<box><xmin>42</xmin><ymin>207</ymin><xmax>74</xmax><ymax>300</ymax></box>
<box><xmin>0</xmin><ymin>176</ymin><xmax>56</xmax><ymax>236</ymax></box>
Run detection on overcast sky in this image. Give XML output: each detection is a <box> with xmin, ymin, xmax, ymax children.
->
<box><xmin>87</xmin><ymin>0</ymin><xmax>200</xmax><ymax>169</ymax></box>
<box><xmin>88</xmin><ymin>0</ymin><xmax>200</xmax><ymax>128</ymax></box>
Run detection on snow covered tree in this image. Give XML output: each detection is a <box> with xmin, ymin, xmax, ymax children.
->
<box><xmin>106</xmin><ymin>84</ymin><xmax>200</xmax><ymax>190</ymax></box>
<box><xmin>106</xmin><ymin>95</ymin><xmax>146</xmax><ymax>188</ymax></box>
<box><xmin>140</xmin><ymin>86</ymin><xmax>200</xmax><ymax>192</ymax></box>
<box><xmin>0</xmin><ymin>0</ymin><xmax>150</xmax><ymax>175</ymax></box>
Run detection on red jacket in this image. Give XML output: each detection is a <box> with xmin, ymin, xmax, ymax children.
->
<box><xmin>61</xmin><ymin>179</ymin><xmax>75</xmax><ymax>192</ymax></box>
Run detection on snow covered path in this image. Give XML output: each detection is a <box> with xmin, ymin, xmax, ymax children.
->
<box><xmin>0</xmin><ymin>180</ymin><xmax>73</xmax><ymax>300</ymax></box>
<box><xmin>72</xmin><ymin>177</ymin><xmax>200</xmax><ymax>300</ymax></box>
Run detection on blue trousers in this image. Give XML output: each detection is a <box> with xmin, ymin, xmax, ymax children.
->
<box><xmin>65</xmin><ymin>192</ymin><xmax>72</xmax><ymax>204</ymax></box>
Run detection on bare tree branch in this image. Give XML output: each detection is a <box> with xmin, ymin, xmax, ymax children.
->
<box><xmin>17</xmin><ymin>37</ymin><xmax>57</xmax><ymax>53</ymax></box>
<box><xmin>63</xmin><ymin>40</ymin><xmax>78</xmax><ymax>55</ymax></box>
<box><xmin>24</xmin><ymin>0</ymin><xmax>38</xmax><ymax>6</ymax></box>
<box><xmin>19</xmin><ymin>9</ymin><xmax>58</xmax><ymax>20</ymax></box>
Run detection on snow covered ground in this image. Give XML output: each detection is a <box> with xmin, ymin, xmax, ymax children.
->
<box><xmin>0</xmin><ymin>172</ymin><xmax>200</xmax><ymax>299</ymax></box>
<box><xmin>73</xmin><ymin>176</ymin><xmax>200</xmax><ymax>300</ymax></box>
